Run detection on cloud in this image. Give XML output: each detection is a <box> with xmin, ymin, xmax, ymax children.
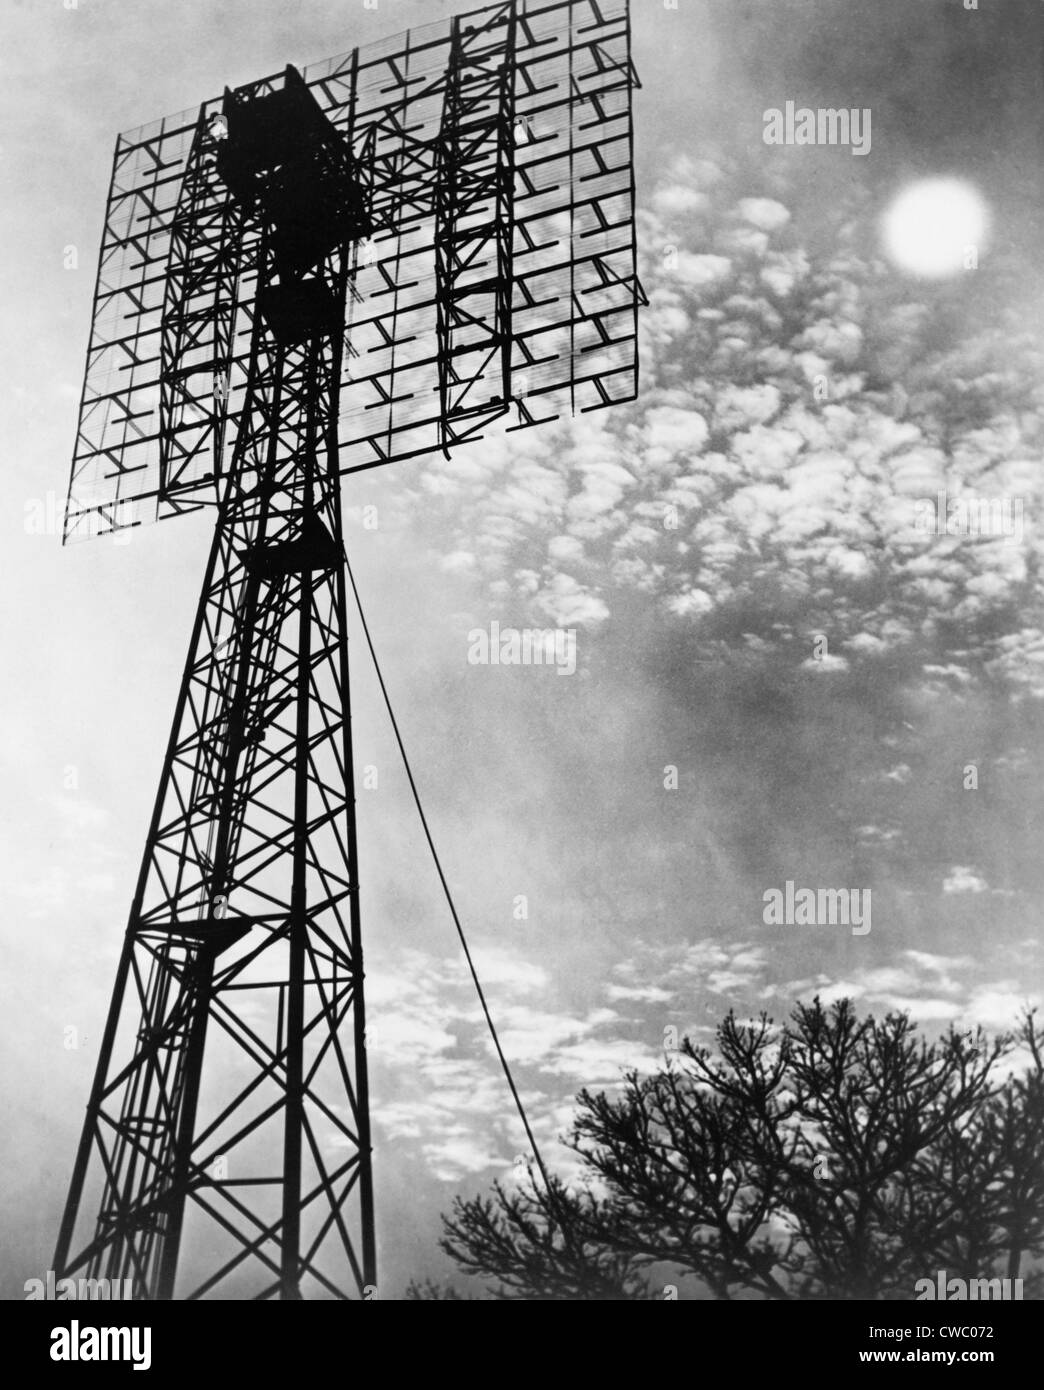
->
<box><xmin>612</xmin><ymin>940</ymin><xmax>769</xmax><ymax>1004</ymax></box>
<box><xmin>538</xmin><ymin>1036</ymin><xmax>663</xmax><ymax>1082</ymax></box>
<box><xmin>361</xmin><ymin>944</ymin><xmax>671</xmax><ymax>1181</ymax></box>
<box><xmin>405</xmin><ymin>153</ymin><xmax>1044</xmax><ymax>715</ymax></box>
<box><xmin>533</xmin><ymin>573</ymin><xmax>609</xmax><ymax>628</ymax></box>
<box><xmin>780</xmin><ymin>951</ymin><xmax>1040</xmax><ymax>1034</ymax></box>
<box><xmin>942</xmin><ymin>865</ymin><xmax>989</xmax><ymax>895</ymax></box>
<box><xmin>800</xmin><ymin>653</ymin><xmax>850</xmax><ymax>674</ymax></box>
<box><xmin>965</xmin><ymin>987</ymin><xmax>1038</xmax><ymax>1032</ymax></box>
<box><xmin>737</xmin><ymin>197</ymin><xmax>791</xmax><ymax>232</ymax></box>
<box><xmin>607</xmin><ymin>984</ymin><xmax>674</xmax><ymax>1003</ymax></box>
<box><xmin>360</xmin><ymin>938</ymin><xmax>773</xmax><ymax>1182</ymax></box>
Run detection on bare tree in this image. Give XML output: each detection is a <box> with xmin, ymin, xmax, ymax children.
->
<box><xmin>436</xmin><ymin>1171</ymin><xmax>654</xmax><ymax>1300</ymax></box>
<box><xmin>423</xmin><ymin>999</ymin><xmax>1043</xmax><ymax>1300</ymax></box>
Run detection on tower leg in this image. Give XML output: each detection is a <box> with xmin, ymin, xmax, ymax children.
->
<box><xmin>54</xmin><ymin>244</ymin><xmax>375</xmax><ymax>1300</ymax></box>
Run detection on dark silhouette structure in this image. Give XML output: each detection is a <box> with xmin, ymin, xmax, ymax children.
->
<box><xmin>54</xmin><ymin>0</ymin><xmax>641</xmax><ymax>1300</ymax></box>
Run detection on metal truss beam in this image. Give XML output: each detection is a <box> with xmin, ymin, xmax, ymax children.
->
<box><xmin>434</xmin><ymin>2</ymin><xmax>517</xmax><ymax>454</ymax></box>
<box><xmin>159</xmin><ymin>107</ymin><xmax>248</xmax><ymax>512</ymax></box>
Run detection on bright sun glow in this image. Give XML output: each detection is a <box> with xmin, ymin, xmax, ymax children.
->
<box><xmin>883</xmin><ymin>179</ymin><xmax>989</xmax><ymax>278</ymax></box>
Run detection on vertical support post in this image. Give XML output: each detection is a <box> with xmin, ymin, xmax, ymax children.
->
<box><xmin>154</xmin><ymin>947</ymin><xmax>215</xmax><ymax>1300</ymax></box>
<box><xmin>280</xmin><ymin>338</ymin><xmax>320</xmax><ymax>1300</ymax></box>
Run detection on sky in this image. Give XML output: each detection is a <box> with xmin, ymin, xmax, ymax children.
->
<box><xmin>2</xmin><ymin>0</ymin><xmax>1044</xmax><ymax>1300</ymax></box>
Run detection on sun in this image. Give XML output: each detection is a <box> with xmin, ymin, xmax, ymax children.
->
<box><xmin>882</xmin><ymin>179</ymin><xmax>989</xmax><ymax>278</ymax></box>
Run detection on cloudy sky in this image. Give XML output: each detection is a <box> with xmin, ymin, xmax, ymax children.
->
<box><xmin>2</xmin><ymin>0</ymin><xmax>1044</xmax><ymax>1299</ymax></box>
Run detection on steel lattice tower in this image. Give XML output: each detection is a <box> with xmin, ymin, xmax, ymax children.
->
<box><xmin>55</xmin><ymin>0</ymin><xmax>640</xmax><ymax>1300</ymax></box>
<box><xmin>56</xmin><ymin>73</ymin><xmax>376</xmax><ymax>1301</ymax></box>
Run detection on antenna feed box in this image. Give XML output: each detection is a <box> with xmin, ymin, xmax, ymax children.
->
<box><xmin>217</xmin><ymin>65</ymin><xmax>370</xmax><ymax>343</ymax></box>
